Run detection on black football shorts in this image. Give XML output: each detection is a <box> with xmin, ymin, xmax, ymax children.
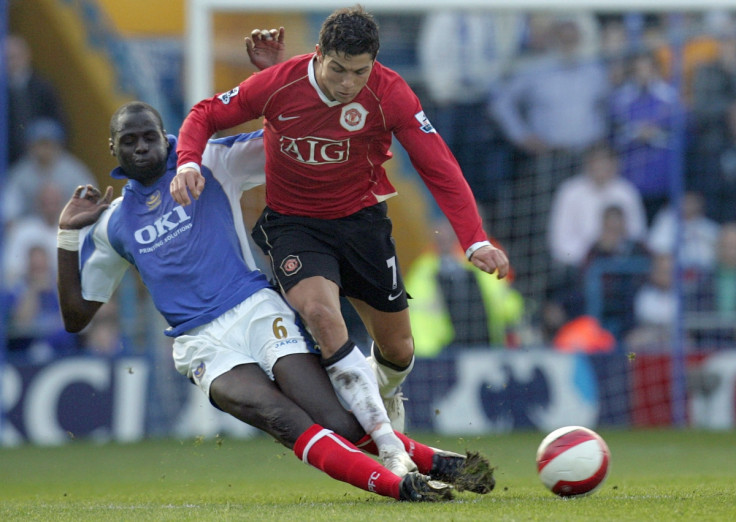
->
<box><xmin>252</xmin><ymin>202</ymin><xmax>409</xmax><ymax>312</ymax></box>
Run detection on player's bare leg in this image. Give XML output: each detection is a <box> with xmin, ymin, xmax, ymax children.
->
<box><xmin>285</xmin><ymin>277</ymin><xmax>416</xmax><ymax>476</ymax></box>
<box><xmin>351</xmin><ymin>300</ymin><xmax>415</xmax><ymax>432</ymax></box>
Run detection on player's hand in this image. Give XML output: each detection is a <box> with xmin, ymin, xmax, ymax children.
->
<box><xmin>170</xmin><ymin>167</ymin><xmax>205</xmax><ymax>206</ymax></box>
<box><xmin>469</xmin><ymin>245</ymin><xmax>510</xmax><ymax>279</ymax></box>
<box><xmin>245</xmin><ymin>27</ymin><xmax>285</xmax><ymax>70</ymax></box>
<box><xmin>59</xmin><ymin>185</ymin><xmax>113</xmax><ymax>230</ymax></box>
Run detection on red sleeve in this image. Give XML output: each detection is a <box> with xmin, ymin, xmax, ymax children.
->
<box><xmin>387</xmin><ymin>79</ymin><xmax>488</xmax><ymax>251</ymax></box>
<box><xmin>177</xmin><ymin>79</ymin><xmax>263</xmax><ymax>168</ymax></box>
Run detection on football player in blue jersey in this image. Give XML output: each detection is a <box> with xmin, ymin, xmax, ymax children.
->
<box><xmin>55</xmin><ymin>100</ymin><xmax>494</xmax><ymax>501</ymax></box>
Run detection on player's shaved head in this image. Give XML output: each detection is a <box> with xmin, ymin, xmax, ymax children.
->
<box><xmin>110</xmin><ymin>101</ymin><xmax>165</xmax><ymax>140</ymax></box>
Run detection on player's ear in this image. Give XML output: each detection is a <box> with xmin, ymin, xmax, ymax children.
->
<box><xmin>108</xmin><ymin>137</ymin><xmax>115</xmax><ymax>157</ymax></box>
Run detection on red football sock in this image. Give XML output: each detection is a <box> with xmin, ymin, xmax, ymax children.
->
<box><xmin>355</xmin><ymin>431</ymin><xmax>436</xmax><ymax>475</ymax></box>
<box><xmin>294</xmin><ymin>424</ymin><xmax>401</xmax><ymax>499</ymax></box>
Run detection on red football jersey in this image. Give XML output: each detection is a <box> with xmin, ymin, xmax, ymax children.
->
<box><xmin>177</xmin><ymin>53</ymin><xmax>487</xmax><ymax>251</ymax></box>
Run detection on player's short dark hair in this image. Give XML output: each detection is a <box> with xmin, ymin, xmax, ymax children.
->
<box><xmin>318</xmin><ymin>4</ymin><xmax>379</xmax><ymax>60</ymax></box>
<box><xmin>110</xmin><ymin>101</ymin><xmax>165</xmax><ymax>139</ymax></box>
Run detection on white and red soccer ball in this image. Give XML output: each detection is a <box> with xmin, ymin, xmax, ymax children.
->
<box><xmin>536</xmin><ymin>426</ymin><xmax>610</xmax><ymax>497</ymax></box>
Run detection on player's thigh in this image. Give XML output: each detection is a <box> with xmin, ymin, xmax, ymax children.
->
<box><xmin>349</xmin><ymin>298</ymin><xmax>414</xmax><ymax>362</ymax></box>
<box><xmin>273</xmin><ymin>353</ymin><xmax>365</xmax><ymax>442</ymax></box>
<box><xmin>210</xmin><ymin>363</ymin><xmax>314</xmax><ymax>443</ymax></box>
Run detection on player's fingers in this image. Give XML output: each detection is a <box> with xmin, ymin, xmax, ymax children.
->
<box><xmin>277</xmin><ymin>26</ymin><xmax>285</xmax><ymax>43</ymax></box>
<box><xmin>494</xmin><ymin>253</ymin><xmax>510</xmax><ymax>279</ymax></box>
<box><xmin>102</xmin><ymin>186</ymin><xmax>114</xmax><ymax>204</ymax></box>
<box><xmin>72</xmin><ymin>185</ymin><xmax>86</xmax><ymax>198</ymax></box>
<box><xmin>259</xmin><ymin>29</ymin><xmax>272</xmax><ymax>40</ymax></box>
<box><xmin>170</xmin><ymin>178</ymin><xmax>191</xmax><ymax>206</ymax></box>
<box><xmin>192</xmin><ymin>175</ymin><xmax>205</xmax><ymax>198</ymax></box>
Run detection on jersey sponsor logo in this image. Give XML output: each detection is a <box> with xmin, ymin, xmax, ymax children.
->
<box><xmin>280</xmin><ymin>254</ymin><xmax>302</xmax><ymax>276</ymax></box>
<box><xmin>339</xmin><ymin>102</ymin><xmax>368</xmax><ymax>132</ymax></box>
<box><xmin>218</xmin><ymin>86</ymin><xmax>239</xmax><ymax>104</ymax></box>
<box><xmin>146</xmin><ymin>190</ymin><xmax>162</xmax><ymax>210</ymax></box>
<box><xmin>414</xmin><ymin>110</ymin><xmax>436</xmax><ymax>134</ymax></box>
<box><xmin>388</xmin><ymin>289</ymin><xmax>404</xmax><ymax>301</ymax></box>
<box><xmin>280</xmin><ymin>136</ymin><xmax>349</xmax><ymax>165</ymax></box>
<box><xmin>277</xmin><ymin>114</ymin><xmax>300</xmax><ymax>121</ymax></box>
<box><xmin>134</xmin><ymin>205</ymin><xmax>192</xmax><ymax>246</ymax></box>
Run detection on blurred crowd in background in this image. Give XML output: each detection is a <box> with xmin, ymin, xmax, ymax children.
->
<box><xmin>4</xmin><ymin>8</ymin><xmax>736</xmax><ymax>364</ymax></box>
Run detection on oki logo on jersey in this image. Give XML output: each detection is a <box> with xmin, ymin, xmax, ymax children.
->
<box><xmin>340</xmin><ymin>103</ymin><xmax>368</xmax><ymax>132</ymax></box>
<box><xmin>134</xmin><ymin>205</ymin><xmax>191</xmax><ymax>244</ymax></box>
<box><xmin>280</xmin><ymin>136</ymin><xmax>350</xmax><ymax>165</ymax></box>
<box><xmin>218</xmin><ymin>87</ymin><xmax>239</xmax><ymax>105</ymax></box>
<box><xmin>414</xmin><ymin>110</ymin><xmax>436</xmax><ymax>134</ymax></box>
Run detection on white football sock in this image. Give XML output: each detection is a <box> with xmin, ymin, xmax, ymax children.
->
<box><xmin>324</xmin><ymin>344</ymin><xmax>403</xmax><ymax>450</ymax></box>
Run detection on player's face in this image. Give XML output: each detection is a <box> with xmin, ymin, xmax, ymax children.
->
<box><xmin>315</xmin><ymin>48</ymin><xmax>374</xmax><ymax>104</ymax></box>
<box><xmin>112</xmin><ymin>111</ymin><xmax>169</xmax><ymax>185</ymax></box>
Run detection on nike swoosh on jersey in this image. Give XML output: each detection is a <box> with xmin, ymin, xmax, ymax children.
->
<box><xmin>388</xmin><ymin>290</ymin><xmax>404</xmax><ymax>301</ymax></box>
<box><xmin>278</xmin><ymin>114</ymin><xmax>300</xmax><ymax>121</ymax></box>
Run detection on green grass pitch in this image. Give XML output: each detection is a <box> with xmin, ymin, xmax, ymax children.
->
<box><xmin>1</xmin><ymin>429</ymin><xmax>734</xmax><ymax>521</ymax></box>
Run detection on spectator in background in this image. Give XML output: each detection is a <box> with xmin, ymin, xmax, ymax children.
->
<box><xmin>404</xmin><ymin>218</ymin><xmax>523</xmax><ymax>357</ymax></box>
<box><xmin>7</xmin><ymin>244</ymin><xmax>79</xmax><ymax>362</ymax></box>
<box><xmin>3</xmin><ymin>183</ymin><xmax>63</xmax><ymax>286</ymax></box>
<box><xmin>710</xmin><ymin>222</ymin><xmax>736</xmax><ymax>314</ymax></box>
<box><xmin>582</xmin><ymin>205</ymin><xmax>650</xmax><ymax>337</ymax></box>
<box><xmin>647</xmin><ymin>190</ymin><xmax>720</xmax><ymax>273</ymax></box>
<box><xmin>609</xmin><ymin>50</ymin><xmax>680</xmax><ymax>222</ymax></box>
<box><xmin>416</xmin><ymin>10</ymin><xmax>525</xmax><ymax>232</ymax></box>
<box><xmin>492</xmin><ymin>16</ymin><xmax>608</xmax><ymax>161</ymax></box>
<box><xmin>2</xmin><ymin>118</ymin><xmax>95</xmax><ymax>224</ymax></box>
<box><xmin>690</xmin><ymin>31</ymin><xmax>736</xmax><ymax>178</ymax></box>
<box><xmin>4</xmin><ymin>34</ymin><xmax>66</xmax><ymax>165</ymax></box>
<box><xmin>625</xmin><ymin>253</ymin><xmax>678</xmax><ymax>352</ymax></box>
<box><xmin>491</xmin><ymin>16</ymin><xmax>609</xmax><ymax>297</ymax></box>
<box><xmin>548</xmin><ymin>142</ymin><xmax>647</xmax><ymax>282</ymax></box>
<box><xmin>697</xmin><ymin>101</ymin><xmax>736</xmax><ymax>224</ymax></box>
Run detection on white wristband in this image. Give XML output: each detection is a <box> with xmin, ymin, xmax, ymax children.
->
<box><xmin>466</xmin><ymin>240</ymin><xmax>492</xmax><ymax>260</ymax></box>
<box><xmin>57</xmin><ymin>228</ymin><xmax>80</xmax><ymax>252</ymax></box>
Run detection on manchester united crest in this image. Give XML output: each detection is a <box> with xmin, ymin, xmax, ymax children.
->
<box><xmin>280</xmin><ymin>254</ymin><xmax>302</xmax><ymax>276</ymax></box>
<box><xmin>340</xmin><ymin>102</ymin><xmax>368</xmax><ymax>132</ymax></box>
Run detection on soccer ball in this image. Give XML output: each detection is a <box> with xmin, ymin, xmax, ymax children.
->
<box><xmin>536</xmin><ymin>426</ymin><xmax>610</xmax><ymax>497</ymax></box>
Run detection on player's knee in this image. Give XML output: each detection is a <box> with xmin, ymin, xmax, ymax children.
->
<box><xmin>375</xmin><ymin>336</ymin><xmax>414</xmax><ymax>366</ymax></box>
<box><xmin>299</xmin><ymin>300</ymin><xmax>343</xmax><ymax>331</ymax></box>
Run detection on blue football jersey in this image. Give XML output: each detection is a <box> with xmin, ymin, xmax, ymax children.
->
<box><xmin>79</xmin><ymin>133</ymin><xmax>271</xmax><ymax>336</ymax></box>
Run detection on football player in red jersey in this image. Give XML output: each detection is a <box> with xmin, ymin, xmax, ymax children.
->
<box><xmin>172</xmin><ymin>5</ymin><xmax>509</xmax><ymax>471</ymax></box>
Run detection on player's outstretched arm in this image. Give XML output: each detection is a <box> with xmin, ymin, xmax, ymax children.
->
<box><xmin>57</xmin><ymin>185</ymin><xmax>112</xmax><ymax>332</ymax></box>
<box><xmin>245</xmin><ymin>27</ymin><xmax>286</xmax><ymax>70</ymax></box>
<box><xmin>469</xmin><ymin>245</ymin><xmax>510</xmax><ymax>279</ymax></box>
